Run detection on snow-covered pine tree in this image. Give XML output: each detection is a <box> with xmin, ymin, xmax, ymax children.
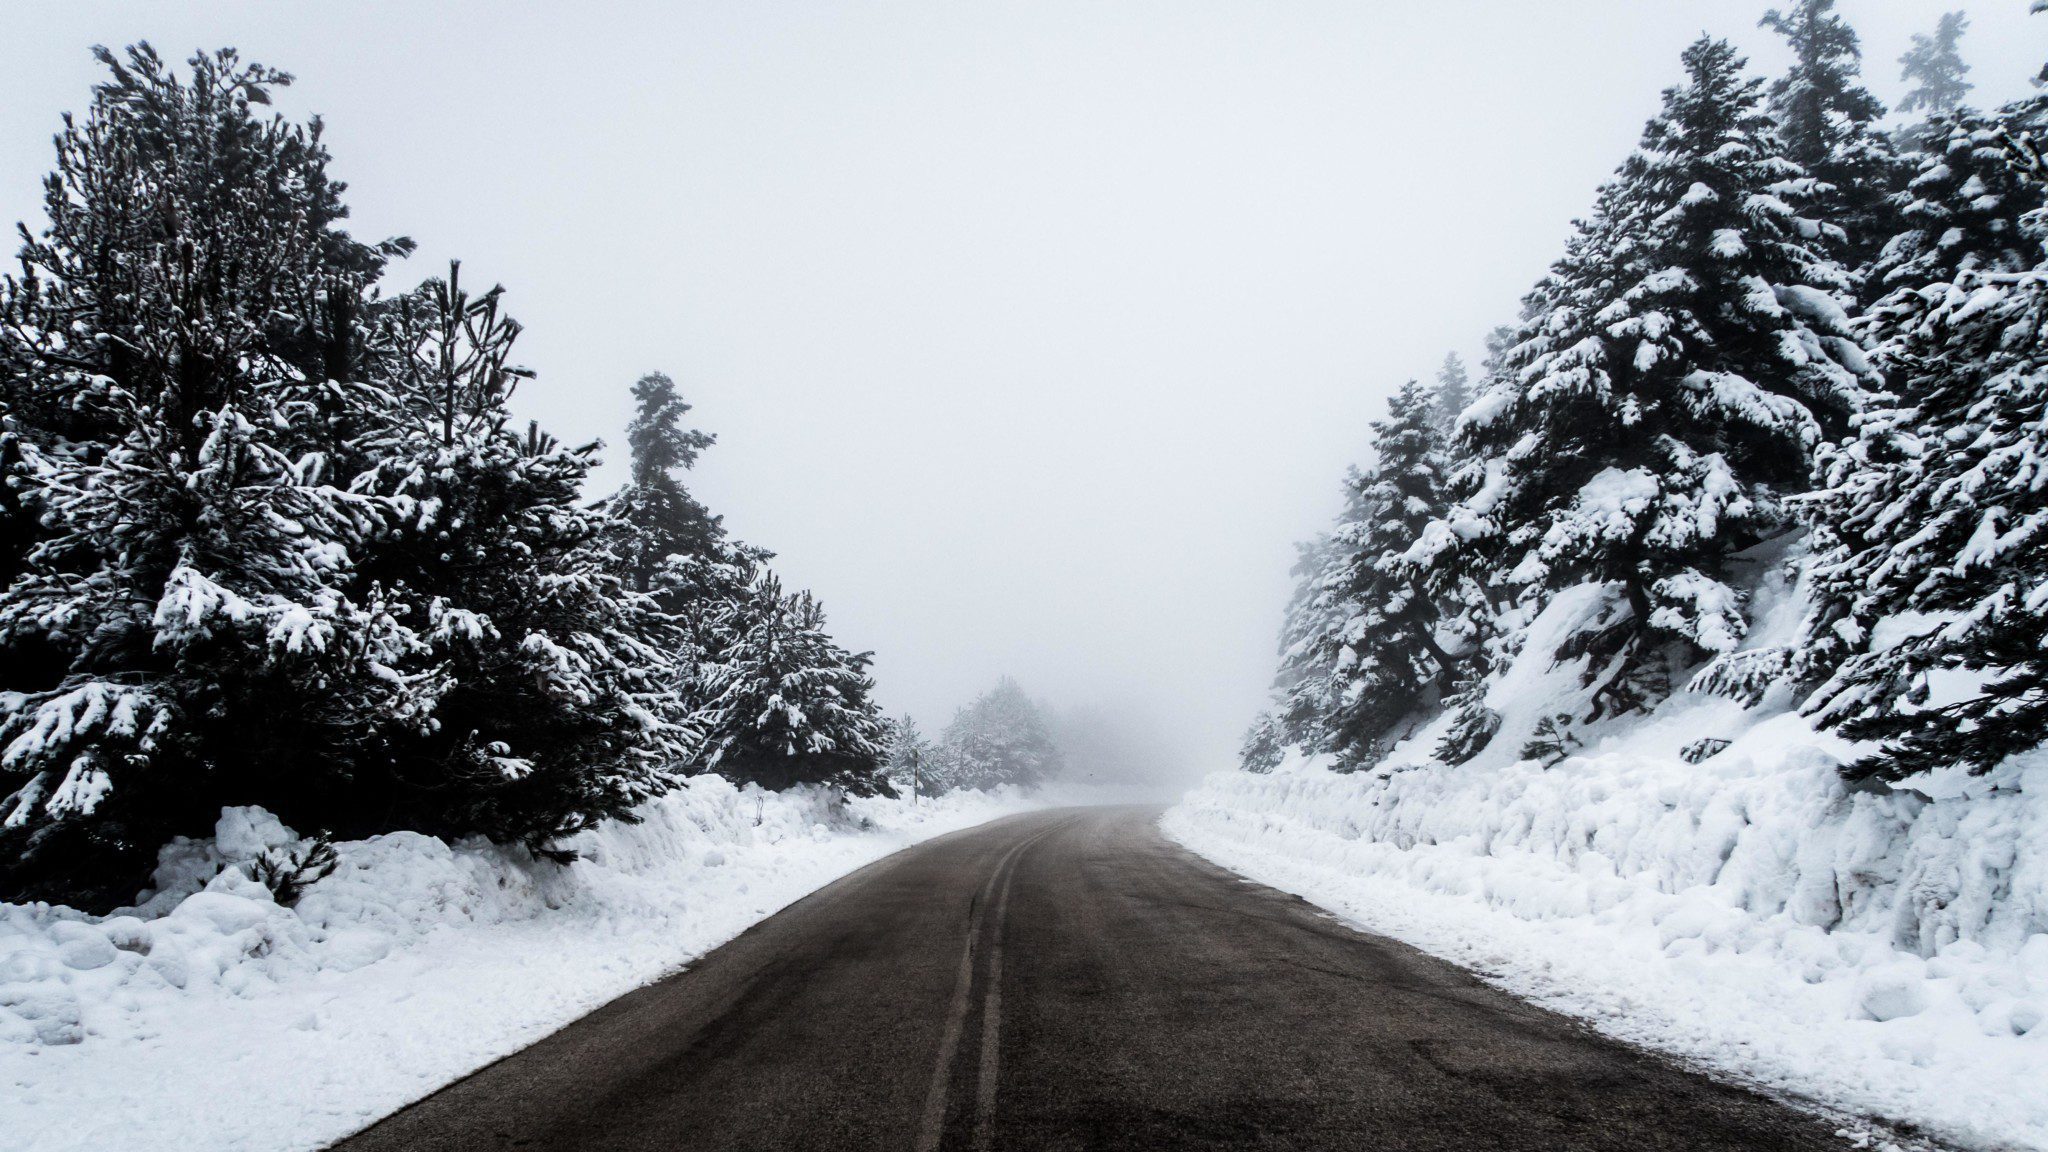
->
<box><xmin>1868</xmin><ymin>109</ymin><xmax>2047</xmax><ymax>297</ymax></box>
<box><xmin>348</xmin><ymin>266</ymin><xmax>695</xmax><ymax>850</ymax></box>
<box><xmin>695</xmin><ymin>574</ymin><xmax>888</xmax><ymax>794</ymax></box>
<box><xmin>1897</xmin><ymin>11</ymin><xmax>1972</xmax><ymax>118</ymax></box>
<box><xmin>599</xmin><ymin>369</ymin><xmax>740</xmax><ymax>737</ymax></box>
<box><xmin>1759</xmin><ymin>0</ymin><xmax>1904</xmax><ymax>282</ymax></box>
<box><xmin>1267</xmin><ymin>378</ymin><xmax>1458</xmax><ymax>769</ymax></box>
<box><xmin>935</xmin><ymin>678</ymin><xmax>1061</xmax><ymax>789</ymax></box>
<box><xmin>1438</xmin><ymin>38</ymin><xmax>1874</xmax><ymax>721</ymax></box>
<box><xmin>1798</xmin><ymin>103</ymin><xmax>2048</xmax><ymax>782</ymax></box>
<box><xmin>0</xmin><ymin>47</ymin><xmax>418</xmax><ymax>905</ymax></box>
<box><xmin>1396</xmin><ymin>336</ymin><xmax>1521</xmax><ymax>765</ymax></box>
<box><xmin>1264</xmin><ymin>535</ymin><xmax>1343</xmax><ymax>756</ymax></box>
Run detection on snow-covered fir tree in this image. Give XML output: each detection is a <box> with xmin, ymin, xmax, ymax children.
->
<box><xmin>935</xmin><ymin>678</ymin><xmax>1061</xmax><ymax>789</ymax></box>
<box><xmin>695</xmin><ymin>574</ymin><xmax>888</xmax><ymax>793</ymax></box>
<box><xmin>0</xmin><ymin>47</ymin><xmax>420</xmax><ymax>904</ymax></box>
<box><xmin>1868</xmin><ymin>108</ymin><xmax>2047</xmax><ymax>297</ymax></box>
<box><xmin>1897</xmin><ymin>11</ymin><xmax>1972</xmax><ymax>118</ymax></box>
<box><xmin>0</xmin><ymin>47</ymin><xmax>698</xmax><ymax>903</ymax></box>
<box><xmin>1265</xmin><ymin>378</ymin><xmax>1458</xmax><ymax>769</ymax></box>
<box><xmin>1798</xmin><ymin>103</ymin><xmax>2048</xmax><ymax>782</ymax></box>
<box><xmin>601</xmin><ymin>368</ymin><xmax>750</xmax><ymax>732</ymax></box>
<box><xmin>1424</xmin><ymin>37</ymin><xmax>1874</xmax><ymax>723</ymax></box>
<box><xmin>347</xmin><ymin>266</ymin><xmax>696</xmax><ymax>852</ymax></box>
<box><xmin>1263</xmin><ymin>536</ymin><xmax>1343</xmax><ymax>758</ymax></box>
<box><xmin>1758</xmin><ymin>0</ymin><xmax>1902</xmax><ymax>281</ymax></box>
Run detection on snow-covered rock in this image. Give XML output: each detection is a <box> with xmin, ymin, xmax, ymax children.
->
<box><xmin>0</xmin><ymin>777</ymin><xmax>1037</xmax><ymax>1152</ymax></box>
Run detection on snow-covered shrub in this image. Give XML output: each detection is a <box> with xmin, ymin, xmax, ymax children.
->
<box><xmin>1518</xmin><ymin>714</ymin><xmax>1580</xmax><ymax>768</ymax></box>
<box><xmin>248</xmin><ymin>839</ymin><xmax>339</xmax><ymax>909</ymax></box>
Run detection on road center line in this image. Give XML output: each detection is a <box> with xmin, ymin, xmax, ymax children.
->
<box><xmin>914</xmin><ymin>827</ymin><xmax>1034</xmax><ymax>1152</ymax></box>
<box><xmin>915</xmin><ymin>821</ymin><xmax>1062</xmax><ymax>1152</ymax></box>
<box><xmin>970</xmin><ymin>834</ymin><xmax>1027</xmax><ymax>1152</ymax></box>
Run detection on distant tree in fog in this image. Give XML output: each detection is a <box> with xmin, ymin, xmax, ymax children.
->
<box><xmin>1432</xmin><ymin>353</ymin><xmax>1470</xmax><ymax>434</ymax></box>
<box><xmin>1897</xmin><ymin>11</ymin><xmax>1972</xmax><ymax>116</ymax></box>
<box><xmin>886</xmin><ymin>715</ymin><xmax>940</xmax><ymax>802</ymax></box>
<box><xmin>935</xmin><ymin>678</ymin><xmax>1062</xmax><ymax>790</ymax></box>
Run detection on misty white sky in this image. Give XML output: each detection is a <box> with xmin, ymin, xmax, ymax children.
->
<box><xmin>3</xmin><ymin>2</ymin><xmax>2042</xmax><ymax>778</ymax></box>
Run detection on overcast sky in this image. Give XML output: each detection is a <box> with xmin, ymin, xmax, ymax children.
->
<box><xmin>3</xmin><ymin>2</ymin><xmax>2042</xmax><ymax>779</ymax></box>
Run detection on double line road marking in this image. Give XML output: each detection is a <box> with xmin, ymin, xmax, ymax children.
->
<box><xmin>915</xmin><ymin>819</ymin><xmax>1066</xmax><ymax>1152</ymax></box>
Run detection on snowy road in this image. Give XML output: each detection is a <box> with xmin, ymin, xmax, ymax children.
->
<box><xmin>333</xmin><ymin>807</ymin><xmax>1845</xmax><ymax>1151</ymax></box>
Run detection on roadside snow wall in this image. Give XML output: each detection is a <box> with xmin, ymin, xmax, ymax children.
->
<box><xmin>0</xmin><ymin>776</ymin><xmax>1035</xmax><ymax>1152</ymax></box>
<box><xmin>1167</xmin><ymin>586</ymin><xmax>2048</xmax><ymax>1152</ymax></box>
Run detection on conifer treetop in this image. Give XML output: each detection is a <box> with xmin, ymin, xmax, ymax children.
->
<box><xmin>1897</xmin><ymin>11</ymin><xmax>1972</xmax><ymax>116</ymax></box>
<box><xmin>1438</xmin><ymin>36</ymin><xmax>1871</xmax><ymax>704</ymax></box>
<box><xmin>627</xmin><ymin>372</ymin><xmax>716</xmax><ymax>487</ymax></box>
<box><xmin>1758</xmin><ymin>0</ymin><xmax>1884</xmax><ymax>168</ymax></box>
<box><xmin>1434</xmin><ymin>353</ymin><xmax>1471</xmax><ymax>434</ymax></box>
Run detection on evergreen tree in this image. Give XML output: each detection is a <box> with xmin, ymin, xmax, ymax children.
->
<box><xmin>1438</xmin><ymin>38</ymin><xmax>1873</xmax><ymax>718</ymax></box>
<box><xmin>886</xmin><ymin>715</ymin><xmax>940</xmax><ymax>800</ymax></box>
<box><xmin>1396</xmin><ymin>334</ymin><xmax>1521</xmax><ymax>764</ymax></box>
<box><xmin>1897</xmin><ymin>12</ymin><xmax>1972</xmax><ymax>117</ymax></box>
<box><xmin>696</xmin><ymin>575</ymin><xmax>888</xmax><ymax>793</ymax></box>
<box><xmin>934</xmin><ymin>678</ymin><xmax>1061</xmax><ymax>789</ymax></box>
<box><xmin>1265</xmin><ymin>536</ymin><xmax>1343</xmax><ymax>756</ymax></box>
<box><xmin>1760</xmin><ymin>0</ymin><xmax>1884</xmax><ymax>156</ymax></box>
<box><xmin>610</xmin><ymin>371</ymin><xmax>720</xmax><ymax>604</ymax></box>
<box><xmin>1434</xmin><ymin>353</ymin><xmax>1471</xmax><ymax>433</ymax></box>
<box><xmin>1237</xmin><ymin>711</ymin><xmax>1285</xmax><ymax>774</ymax></box>
<box><xmin>1759</xmin><ymin>0</ymin><xmax>1903</xmax><ymax>279</ymax></box>
<box><xmin>0</xmin><ymin>48</ymin><xmax>698</xmax><ymax>903</ymax></box>
<box><xmin>602</xmin><ymin>369</ymin><xmax>739</xmax><ymax>731</ymax></box>
<box><xmin>1869</xmin><ymin>109</ymin><xmax>2047</xmax><ymax>296</ymax></box>
<box><xmin>0</xmin><ymin>47</ymin><xmax>417</xmax><ymax>904</ymax></box>
<box><xmin>1479</xmin><ymin>324</ymin><xmax>1518</xmax><ymax>378</ymax></box>
<box><xmin>348</xmin><ymin>266</ymin><xmax>696</xmax><ymax>851</ymax></box>
<box><xmin>1267</xmin><ymin>379</ymin><xmax>1458</xmax><ymax>768</ymax></box>
<box><xmin>1799</xmin><ymin>116</ymin><xmax>2048</xmax><ymax>782</ymax></box>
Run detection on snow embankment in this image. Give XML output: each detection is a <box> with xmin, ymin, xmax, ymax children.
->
<box><xmin>1167</xmin><ymin>590</ymin><xmax>2048</xmax><ymax>1152</ymax></box>
<box><xmin>0</xmin><ymin>777</ymin><xmax>1036</xmax><ymax>1152</ymax></box>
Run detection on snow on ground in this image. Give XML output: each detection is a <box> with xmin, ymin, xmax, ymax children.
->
<box><xmin>0</xmin><ymin>777</ymin><xmax>1039</xmax><ymax>1152</ymax></box>
<box><xmin>1166</xmin><ymin>584</ymin><xmax>2048</xmax><ymax>1152</ymax></box>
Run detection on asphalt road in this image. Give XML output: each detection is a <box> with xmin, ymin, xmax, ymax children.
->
<box><xmin>333</xmin><ymin>806</ymin><xmax>1848</xmax><ymax>1151</ymax></box>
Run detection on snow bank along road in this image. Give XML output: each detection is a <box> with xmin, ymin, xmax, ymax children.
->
<box><xmin>333</xmin><ymin>806</ymin><xmax>1850</xmax><ymax>1152</ymax></box>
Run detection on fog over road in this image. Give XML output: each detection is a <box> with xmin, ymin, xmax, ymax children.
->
<box><xmin>335</xmin><ymin>808</ymin><xmax>1844</xmax><ymax>1151</ymax></box>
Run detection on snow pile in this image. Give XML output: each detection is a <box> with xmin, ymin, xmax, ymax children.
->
<box><xmin>0</xmin><ymin>778</ymin><xmax>1037</xmax><ymax>1152</ymax></box>
<box><xmin>1167</xmin><ymin>591</ymin><xmax>2048</xmax><ymax>1152</ymax></box>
